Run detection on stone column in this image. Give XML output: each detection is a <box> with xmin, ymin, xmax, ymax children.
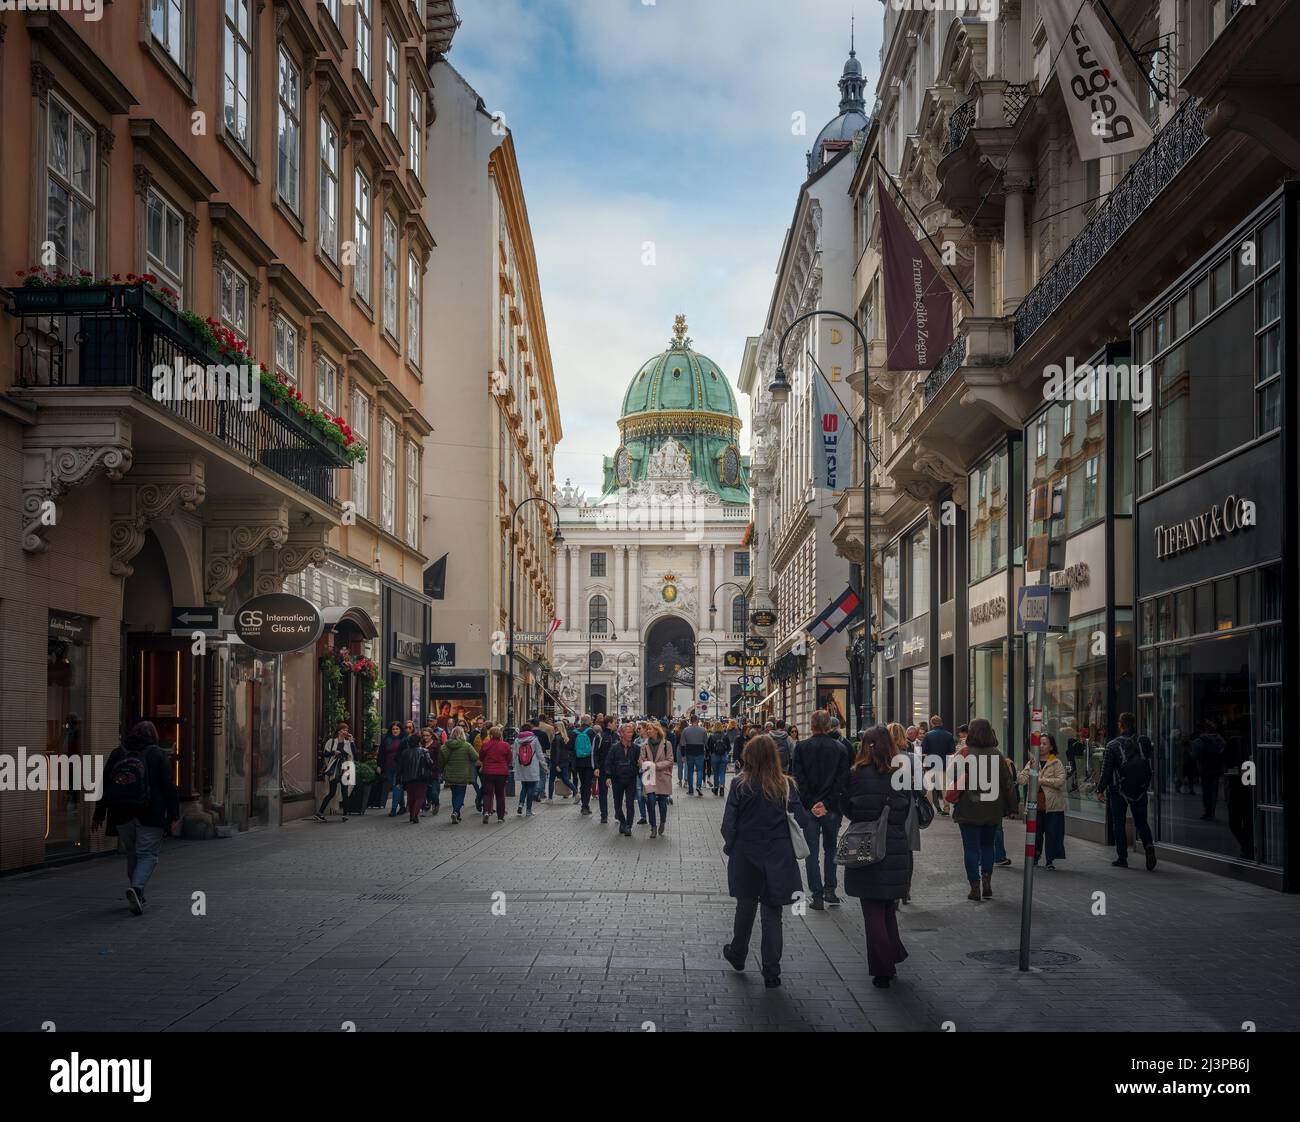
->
<box><xmin>698</xmin><ymin>543</ymin><xmax>711</xmax><ymax>631</ymax></box>
<box><xmin>974</xmin><ymin>235</ymin><xmax>993</xmax><ymax>318</ymax></box>
<box><xmin>613</xmin><ymin>544</ymin><xmax>626</xmax><ymax>632</ymax></box>
<box><xmin>568</xmin><ymin>545</ymin><xmax>581</xmax><ymax>632</ymax></box>
<box><xmin>558</xmin><ymin>545</ymin><xmax>569</xmax><ymax>631</ymax></box>
<box><xmin>1002</xmin><ymin>173</ymin><xmax>1031</xmax><ymax>315</ymax></box>
<box><xmin>627</xmin><ymin>545</ymin><xmax>640</xmax><ymax>635</ymax></box>
<box><xmin>711</xmin><ymin>544</ymin><xmax>725</xmax><ymax>631</ymax></box>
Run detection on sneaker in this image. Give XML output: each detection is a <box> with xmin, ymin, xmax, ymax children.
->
<box><xmin>764</xmin><ymin>977</ymin><xmax>781</xmax><ymax>989</ymax></box>
<box><xmin>637</xmin><ymin>818</ymin><xmax>647</xmax><ymax>825</ymax></box>
<box><xmin>125</xmin><ymin>888</ymin><xmax>143</xmax><ymax>916</ymax></box>
<box><xmin>388</xmin><ymin>810</ymin><xmax>399</xmax><ymax>817</ymax></box>
<box><xmin>722</xmin><ymin>943</ymin><xmax>745</xmax><ymax>972</ymax></box>
<box><xmin>657</xmin><ymin>822</ymin><xmax>666</xmax><ymax>837</ymax></box>
<box><xmin>809</xmin><ymin>894</ymin><xmax>825</xmax><ymax>912</ymax></box>
<box><xmin>581</xmin><ymin>807</ymin><xmax>592</xmax><ymax>815</ymax></box>
<box><xmin>696</xmin><ymin>791</ymin><xmax>703</xmax><ymax>798</ymax></box>
<box><xmin>482</xmin><ymin>813</ymin><xmax>490</xmax><ymax>824</ymax></box>
<box><xmin>996</xmin><ymin>857</ymin><xmax>1013</xmax><ymax>867</ymax></box>
<box><xmin>526</xmin><ymin>810</ymin><xmax>534</xmax><ymax>817</ymax></box>
<box><xmin>600</xmin><ymin>817</ymin><xmax>608</xmax><ymax>824</ymax></box>
<box><xmin>649</xmin><ymin>827</ymin><xmax>657</xmax><ymax>839</ymax></box>
<box><xmin>312</xmin><ymin>813</ymin><xmax>326</xmax><ymax>822</ymax></box>
<box><xmin>431</xmin><ymin>807</ymin><xmax>439</xmax><ymax>816</ymax></box>
<box><xmin>823</xmin><ymin>889</ymin><xmax>840</xmax><ymax>906</ymax></box>
<box><xmin>517</xmin><ymin>806</ymin><xmax>523</xmax><ymax>815</ymax></box>
<box><xmin>1112</xmin><ymin>859</ymin><xmax>1129</xmax><ymax>867</ymax></box>
<box><xmin>340</xmin><ymin>815</ymin><xmax>349</xmax><ymax>823</ymax></box>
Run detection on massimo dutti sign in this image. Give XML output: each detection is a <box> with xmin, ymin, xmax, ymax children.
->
<box><xmin>1137</xmin><ymin>439</ymin><xmax>1280</xmax><ymax>600</ymax></box>
<box><xmin>1153</xmin><ymin>494</ymin><xmax>1256</xmax><ymax>560</ymax></box>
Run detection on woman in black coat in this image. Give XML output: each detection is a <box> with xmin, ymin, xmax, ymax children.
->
<box><xmin>720</xmin><ymin>734</ymin><xmax>812</xmax><ymax>988</ymax></box>
<box><xmin>841</xmin><ymin>725</ymin><xmax>913</xmax><ymax>987</ymax></box>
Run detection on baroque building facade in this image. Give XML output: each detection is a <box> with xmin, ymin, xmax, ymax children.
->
<box><xmin>553</xmin><ymin>319</ymin><xmax>751</xmax><ymax>722</ymax></box>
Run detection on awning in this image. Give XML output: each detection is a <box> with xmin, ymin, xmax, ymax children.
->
<box><xmin>321</xmin><ymin>606</ymin><xmax>378</xmax><ymax>639</ymax></box>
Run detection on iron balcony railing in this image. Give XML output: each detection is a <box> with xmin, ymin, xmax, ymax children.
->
<box><xmin>922</xmin><ymin>333</ymin><xmax>967</xmax><ymax>405</ymax></box>
<box><xmin>6</xmin><ymin>287</ymin><xmax>348</xmax><ymax>506</ymax></box>
<box><xmin>1013</xmin><ymin>95</ymin><xmax>1210</xmax><ymax>348</ymax></box>
<box><xmin>1003</xmin><ymin>83</ymin><xmax>1031</xmax><ymax>127</ymax></box>
<box><xmin>946</xmin><ymin>98</ymin><xmax>975</xmax><ymax>154</ymax></box>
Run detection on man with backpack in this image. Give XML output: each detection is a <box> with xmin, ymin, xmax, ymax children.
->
<box><xmin>771</xmin><ymin>720</ymin><xmax>794</xmax><ymax>774</ymax></box>
<box><xmin>572</xmin><ymin>715</ymin><xmax>596</xmax><ymax>815</ymax></box>
<box><xmin>91</xmin><ymin>720</ymin><xmax>180</xmax><ymax>915</ymax></box>
<box><xmin>679</xmin><ymin>715</ymin><xmax>708</xmax><ymax>796</ymax></box>
<box><xmin>593</xmin><ymin>718</ymin><xmax>617</xmax><ymax>824</ymax></box>
<box><xmin>1097</xmin><ymin>712</ymin><xmax>1157</xmax><ymax>870</ymax></box>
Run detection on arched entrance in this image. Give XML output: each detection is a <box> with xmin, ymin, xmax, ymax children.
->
<box><xmin>643</xmin><ymin>615</ymin><xmax>695</xmax><ymax>719</ymax></box>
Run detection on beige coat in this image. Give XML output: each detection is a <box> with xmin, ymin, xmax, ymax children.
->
<box><xmin>1018</xmin><ymin>755</ymin><xmax>1066</xmax><ymax>813</ymax></box>
<box><xmin>639</xmin><ymin>738</ymin><xmax>674</xmax><ymax>796</ymax></box>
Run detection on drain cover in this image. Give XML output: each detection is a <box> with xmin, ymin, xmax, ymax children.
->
<box><xmin>967</xmin><ymin>949</ymin><xmax>1079</xmax><ymax>967</ymax></box>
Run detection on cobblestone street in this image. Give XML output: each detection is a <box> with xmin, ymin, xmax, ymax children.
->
<box><xmin>2</xmin><ymin>783</ymin><xmax>1298</xmax><ymax>1033</ymax></box>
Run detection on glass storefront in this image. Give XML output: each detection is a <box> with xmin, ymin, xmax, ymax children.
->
<box><xmin>969</xmin><ymin>446</ymin><xmax>1009</xmax><ymax>583</ymax></box>
<box><xmin>970</xmin><ymin>640</ymin><xmax>1009</xmax><ymax>752</ymax></box>
<box><xmin>46</xmin><ymin>613</ymin><xmax>90</xmax><ymax>859</ymax></box>
<box><xmin>1138</xmin><ymin>564</ymin><xmax>1282</xmax><ymax>867</ymax></box>
<box><xmin>903</xmin><ymin>665</ymin><xmax>929</xmax><ymax>729</ymax></box>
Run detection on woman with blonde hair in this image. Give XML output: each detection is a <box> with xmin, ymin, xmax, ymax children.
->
<box><xmin>639</xmin><ymin>720</ymin><xmax>675</xmax><ymax>838</ymax></box>
<box><xmin>720</xmin><ymin>734</ymin><xmax>812</xmax><ymax>988</ymax></box>
<box><xmin>841</xmin><ymin>726</ymin><xmax>914</xmax><ymax>987</ymax></box>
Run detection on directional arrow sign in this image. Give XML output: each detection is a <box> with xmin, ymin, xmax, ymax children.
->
<box><xmin>699</xmin><ymin>691</ymin><xmax>710</xmax><ymax>702</ymax></box>
<box><xmin>171</xmin><ymin>606</ymin><xmax>222</xmax><ymax>634</ymax></box>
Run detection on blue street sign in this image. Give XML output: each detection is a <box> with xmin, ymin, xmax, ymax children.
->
<box><xmin>699</xmin><ymin>691</ymin><xmax>710</xmax><ymax>702</ymax></box>
<box><xmin>1017</xmin><ymin>585</ymin><xmax>1051</xmax><ymax>632</ymax></box>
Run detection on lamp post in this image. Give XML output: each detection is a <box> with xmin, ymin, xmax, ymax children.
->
<box><xmin>709</xmin><ymin>580</ymin><xmax>749</xmax><ymax>722</ymax></box>
<box><xmin>694</xmin><ymin>635</ymin><xmax>720</xmax><ymax>720</ymax></box>
<box><xmin>586</xmin><ymin>615</ymin><xmax>616</xmax><ymax>714</ymax></box>
<box><xmin>767</xmin><ymin>309</ymin><xmax>874</xmax><ymax>731</ymax></box>
<box><xmin>507</xmin><ymin>496</ymin><xmax>564</xmax><ymax>730</ymax></box>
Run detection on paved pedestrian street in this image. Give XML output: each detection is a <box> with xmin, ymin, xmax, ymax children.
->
<box><xmin>2</xmin><ymin>785</ymin><xmax>1298</xmax><ymax>1034</ymax></box>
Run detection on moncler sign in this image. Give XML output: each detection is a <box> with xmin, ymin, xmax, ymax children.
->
<box><xmin>1154</xmin><ymin>494</ymin><xmax>1256</xmax><ymax>560</ymax></box>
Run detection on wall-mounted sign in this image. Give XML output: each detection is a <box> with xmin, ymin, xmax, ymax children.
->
<box><xmin>429</xmin><ymin>671</ymin><xmax>487</xmax><ymax>697</ymax></box>
<box><xmin>1153</xmin><ymin>494</ymin><xmax>1256</xmax><ymax>560</ymax></box>
<box><xmin>234</xmin><ymin>594</ymin><xmax>323</xmax><ymax>654</ymax></box>
<box><xmin>427</xmin><ymin>642</ymin><xmax>456</xmax><ymax>668</ymax></box>
<box><xmin>1049</xmin><ymin>562</ymin><xmax>1091</xmax><ymax>591</ymax></box>
<box><xmin>745</xmin><ymin>636</ymin><xmax>769</xmax><ymax>652</ymax></box>
<box><xmin>750</xmin><ymin>609</ymin><xmax>776</xmax><ymax>628</ymax></box>
<box><xmin>969</xmin><ymin>595</ymin><xmax>1007</xmax><ymax>626</ymax></box>
<box><xmin>394</xmin><ymin>631</ymin><xmax>424</xmax><ymax>663</ymax></box>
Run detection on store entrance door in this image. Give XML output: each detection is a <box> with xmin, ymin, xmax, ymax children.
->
<box><xmin>126</xmin><ymin>640</ymin><xmax>198</xmax><ymax>799</ymax></box>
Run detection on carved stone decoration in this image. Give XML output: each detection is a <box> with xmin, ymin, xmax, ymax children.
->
<box><xmin>22</xmin><ymin>409</ymin><xmax>134</xmax><ymax>553</ymax></box>
<box><xmin>183</xmin><ymin>211</ymin><xmax>199</xmax><ymax>247</ymax></box>
<box><xmin>253</xmin><ymin>524</ymin><xmax>331</xmax><ymax>595</ymax></box>
<box><xmin>645</xmin><ymin>436</ymin><xmax>692</xmax><ymax>481</ymax></box>
<box><xmin>30</xmin><ymin>61</ymin><xmax>53</xmax><ymax>103</ymax></box>
<box><xmin>108</xmin><ymin>456</ymin><xmax>207</xmax><ymax>577</ymax></box>
<box><xmin>204</xmin><ymin>501</ymin><xmax>290</xmax><ymax>601</ymax></box>
<box><xmin>133</xmin><ymin>163</ymin><xmax>152</xmax><ymax>199</ymax></box>
<box><xmin>96</xmin><ymin>124</ymin><xmax>115</xmax><ymax>155</ymax></box>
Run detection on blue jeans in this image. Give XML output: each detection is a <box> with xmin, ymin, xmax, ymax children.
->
<box><xmin>1108</xmin><ymin>791</ymin><xmax>1153</xmax><ymax>862</ymax></box>
<box><xmin>537</xmin><ymin>761</ymin><xmax>548</xmax><ymax>798</ymax></box>
<box><xmin>802</xmin><ymin>811</ymin><xmax>842</xmax><ymax>896</ymax></box>
<box><xmin>518</xmin><ymin>779</ymin><xmax>537</xmax><ymax>813</ymax></box>
<box><xmin>549</xmin><ymin>759</ymin><xmax>572</xmax><ymax>797</ymax></box>
<box><xmin>677</xmin><ymin>756</ymin><xmax>686</xmax><ymax>783</ymax></box>
<box><xmin>635</xmin><ymin>775</ymin><xmax>647</xmax><ymax>819</ymax></box>
<box><xmin>994</xmin><ymin>824</ymin><xmax>1007</xmax><ymax>863</ymax></box>
<box><xmin>427</xmin><ymin>777</ymin><xmax>441</xmax><ymax>808</ymax></box>
<box><xmin>684</xmin><ymin>755</ymin><xmax>705</xmax><ymax>793</ymax></box>
<box><xmin>385</xmin><ymin>767</ymin><xmax>403</xmax><ymax>812</ymax></box>
<box><xmin>117</xmin><ymin>819</ymin><xmax>165</xmax><ymax>892</ymax></box>
<box><xmin>958</xmin><ymin>822</ymin><xmax>998</xmax><ymax>883</ymax></box>
<box><xmin>645</xmin><ymin>793</ymin><xmax>669</xmax><ymax>828</ymax></box>
<box><xmin>449</xmin><ymin>783</ymin><xmax>467</xmax><ymax>815</ymax></box>
<box><xmin>709</xmin><ymin>753</ymin><xmax>729</xmax><ymax>793</ymax></box>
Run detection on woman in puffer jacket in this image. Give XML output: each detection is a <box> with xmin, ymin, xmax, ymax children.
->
<box><xmin>840</xmin><ymin>725</ymin><xmax>913</xmax><ymax>988</ymax></box>
<box><xmin>1018</xmin><ymin>733</ymin><xmax>1067</xmax><ymax>869</ymax></box>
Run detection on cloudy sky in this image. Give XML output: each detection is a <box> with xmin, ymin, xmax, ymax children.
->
<box><xmin>448</xmin><ymin>0</ymin><xmax>880</xmax><ymax>496</ymax></box>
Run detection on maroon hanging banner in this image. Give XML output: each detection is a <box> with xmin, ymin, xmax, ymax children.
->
<box><xmin>877</xmin><ymin>176</ymin><xmax>954</xmax><ymax>372</ymax></box>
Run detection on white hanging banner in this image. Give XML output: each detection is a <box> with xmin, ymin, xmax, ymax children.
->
<box><xmin>1040</xmin><ymin>0</ymin><xmax>1153</xmax><ymax>161</ymax></box>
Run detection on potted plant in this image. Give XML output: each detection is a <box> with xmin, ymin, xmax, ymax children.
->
<box><xmin>345</xmin><ymin>759</ymin><xmax>379</xmax><ymax>815</ymax></box>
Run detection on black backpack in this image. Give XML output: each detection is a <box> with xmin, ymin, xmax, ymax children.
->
<box><xmin>1118</xmin><ymin>736</ymin><xmax>1152</xmax><ymax>801</ymax></box>
<box><xmin>105</xmin><ymin>748</ymin><xmax>152</xmax><ymax>813</ymax></box>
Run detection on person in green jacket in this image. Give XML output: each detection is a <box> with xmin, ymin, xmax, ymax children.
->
<box><xmin>440</xmin><ymin>727</ymin><xmax>480</xmax><ymax>824</ymax></box>
<box><xmin>950</xmin><ymin>718</ymin><xmax>1016</xmax><ymax>903</ymax></box>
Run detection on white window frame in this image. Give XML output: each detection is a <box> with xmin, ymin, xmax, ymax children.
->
<box><xmin>405</xmin><ymin>439</ymin><xmax>420</xmax><ymax>547</ymax></box>
<box><xmin>274</xmin><ymin>315</ymin><xmax>300</xmax><ymax>387</ymax></box>
<box><xmin>383</xmin><ymin>30</ymin><xmax>400</xmax><ymax>132</ymax></box>
<box><xmin>151</xmin><ymin>0</ymin><xmax>185</xmax><ymax>68</ymax></box>
<box><xmin>317</xmin><ymin>353</ymin><xmax>339</xmax><ymax>413</ymax></box>
<box><xmin>408</xmin><ymin>80</ymin><xmax>422</xmax><ymax>178</ymax></box>
<box><xmin>350</xmin><ymin>387</ymin><xmax>370</xmax><ymax>519</ymax></box>
<box><xmin>321</xmin><ymin>0</ymin><xmax>339</xmax><ymax>27</ymax></box>
<box><xmin>589</xmin><ymin>552</ymin><xmax>606</xmax><ymax>578</ymax></box>
<box><xmin>407</xmin><ymin>251</ymin><xmax>421</xmax><ymax>362</ymax></box>
<box><xmin>353</xmin><ymin>166</ymin><xmax>372</xmax><ymax>304</ymax></box>
<box><xmin>222</xmin><ymin>0</ymin><xmax>254</xmax><ymax>153</ymax></box>
<box><xmin>355</xmin><ymin>0</ymin><xmax>373</xmax><ymax>84</ymax></box>
<box><xmin>380</xmin><ymin>415</ymin><xmax>397</xmax><ymax>533</ymax></box>
<box><xmin>145</xmin><ymin>187</ymin><xmax>184</xmax><ymax>300</ymax></box>
<box><xmin>382</xmin><ymin>212</ymin><xmax>399</xmax><ymax>336</ymax></box>
<box><xmin>218</xmin><ymin>260</ymin><xmax>251</xmax><ymax>342</ymax></box>
<box><xmin>276</xmin><ymin>46</ymin><xmax>301</xmax><ymax>213</ymax></box>
<box><xmin>318</xmin><ymin>113</ymin><xmax>339</xmax><ymax>261</ymax></box>
<box><xmin>46</xmin><ymin>93</ymin><xmax>96</xmax><ymax>275</ymax></box>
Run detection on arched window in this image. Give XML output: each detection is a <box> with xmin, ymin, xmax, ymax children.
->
<box><xmin>731</xmin><ymin>595</ymin><xmax>748</xmax><ymax>634</ymax></box>
<box><xmin>589</xmin><ymin>595</ymin><xmax>609</xmax><ymax>633</ymax></box>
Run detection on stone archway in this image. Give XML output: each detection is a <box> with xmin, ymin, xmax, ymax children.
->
<box><xmin>643</xmin><ymin>614</ymin><xmax>695</xmax><ymax>719</ymax></box>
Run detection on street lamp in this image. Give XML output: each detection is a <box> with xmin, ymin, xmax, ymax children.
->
<box><xmin>710</xmin><ymin>580</ymin><xmax>749</xmax><ymax>722</ymax></box>
<box><xmin>694</xmin><ymin>636</ymin><xmax>720</xmax><ymax>720</ymax></box>
<box><xmin>507</xmin><ymin>496</ymin><xmax>563</xmax><ymax>730</ymax></box>
<box><xmin>767</xmin><ymin>308</ymin><xmax>875</xmax><ymax>730</ymax></box>
<box><xmin>586</xmin><ymin>615</ymin><xmax>616</xmax><ymax>714</ymax></box>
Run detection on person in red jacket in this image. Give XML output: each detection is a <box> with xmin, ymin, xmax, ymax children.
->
<box><xmin>478</xmin><ymin>725</ymin><xmax>513</xmax><ymax>824</ymax></box>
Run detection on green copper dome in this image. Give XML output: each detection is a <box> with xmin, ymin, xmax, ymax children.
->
<box><xmin>604</xmin><ymin>315</ymin><xmax>749</xmax><ymax>504</ymax></box>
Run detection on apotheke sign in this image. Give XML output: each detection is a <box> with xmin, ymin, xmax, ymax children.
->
<box><xmin>1153</xmin><ymin>494</ymin><xmax>1256</xmax><ymax>560</ymax></box>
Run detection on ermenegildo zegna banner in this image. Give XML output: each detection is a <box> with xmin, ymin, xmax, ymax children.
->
<box><xmin>877</xmin><ymin>175</ymin><xmax>953</xmax><ymax>372</ymax></box>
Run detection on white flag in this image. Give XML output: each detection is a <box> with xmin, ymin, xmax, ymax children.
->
<box><xmin>1040</xmin><ymin>0</ymin><xmax>1153</xmax><ymax>161</ymax></box>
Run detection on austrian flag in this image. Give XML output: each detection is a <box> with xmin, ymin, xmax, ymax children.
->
<box><xmin>808</xmin><ymin>587</ymin><xmax>861</xmax><ymax>645</ymax></box>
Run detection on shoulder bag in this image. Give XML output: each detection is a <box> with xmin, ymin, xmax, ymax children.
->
<box><xmin>835</xmin><ymin>797</ymin><xmax>891</xmax><ymax>868</ymax></box>
<box><xmin>785</xmin><ymin>781</ymin><xmax>810</xmax><ymax>860</ymax></box>
<box><xmin>914</xmin><ymin>791</ymin><xmax>934</xmax><ymax>829</ymax></box>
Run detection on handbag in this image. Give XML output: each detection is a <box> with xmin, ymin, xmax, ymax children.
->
<box><xmin>835</xmin><ymin>802</ymin><xmax>891</xmax><ymax>867</ymax></box>
<box><xmin>914</xmin><ymin>792</ymin><xmax>934</xmax><ymax>829</ymax></box>
<box><xmin>785</xmin><ymin>781</ymin><xmax>810</xmax><ymax>860</ymax></box>
<box><xmin>640</xmin><ymin>747</ymin><xmax>657</xmax><ymax>789</ymax></box>
<box><xmin>944</xmin><ymin>746</ymin><xmax>969</xmax><ymax>804</ymax></box>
